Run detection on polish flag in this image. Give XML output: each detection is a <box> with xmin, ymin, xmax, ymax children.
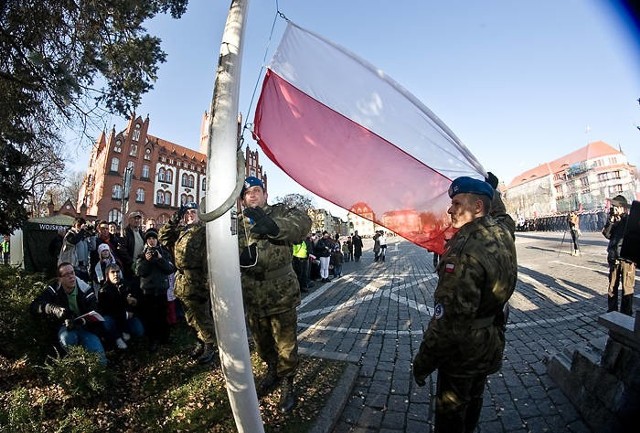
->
<box><xmin>253</xmin><ymin>22</ymin><xmax>486</xmax><ymax>254</ymax></box>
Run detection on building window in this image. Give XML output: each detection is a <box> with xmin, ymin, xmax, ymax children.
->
<box><xmin>132</xmin><ymin>124</ymin><xmax>141</xmax><ymax>141</ymax></box>
<box><xmin>144</xmin><ymin>148</ymin><xmax>151</xmax><ymax>161</ymax></box>
<box><xmin>110</xmin><ymin>157</ymin><xmax>120</xmax><ymax>172</ymax></box>
<box><xmin>181</xmin><ymin>173</ymin><xmax>189</xmax><ymax>187</ymax></box>
<box><xmin>114</xmin><ymin>140</ymin><xmax>122</xmax><ymax>153</ymax></box>
<box><xmin>112</xmin><ymin>184</ymin><xmax>123</xmax><ymax>199</ymax></box>
<box><xmin>108</xmin><ymin>209</ymin><xmax>122</xmax><ymax>226</ymax></box>
<box><xmin>187</xmin><ymin>195</ymin><xmax>194</xmax><ymax>203</ymax></box>
<box><xmin>613</xmin><ymin>170</ymin><xmax>621</xmax><ymax>179</ymax></box>
<box><xmin>580</xmin><ymin>177</ymin><xmax>589</xmax><ymax>187</ymax></box>
<box><xmin>135</xmin><ymin>188</ymin><xmax>145</xmax><ymax>203</ymax></box>
<box><xmin>164</xmin><ymin>191</ymin><xmax>172</xmax><ymax>206</ymax></box>
<box><xmin>127</xmin><ymin>161</ymin><xmax>134</xmax><ymax>172</ymax></box>
<box><xmin>166</xmin><ymin>169</ymin><xmax>173</xmax><ymax>183</ymax></box>
<box><xmin>202</xmin><ymin>177</ymin><xmax>206</xmax><ymax>190</ymax></box>
<box><xmin>141</xmin><ymin>164</ymin><xmax>150</xmax><ymax>180</ymax></box>
<box><xmin>156</xmin><ymin>190</ymin><xmax>165</xmax><ymax>204</ymax></box>
<box><xmin>180</xmin><ymin>193</ymin><xmax>187</xmax><ymax>205</ymax></box>
<box><xmin>129</xmin><ymin>143</ymin><xmax>138</xmax><ymax>157</ymax></box>
<box><xmin>158</xmin><ymin>167</ymin><xmax>166</xmax><ymax>182</ymax></box>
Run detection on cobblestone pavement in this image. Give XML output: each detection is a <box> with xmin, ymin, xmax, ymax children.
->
<box><xmin>297</xmin><ymin>231</ymin><xmax>637</xmax><ymax>432</ymax></box>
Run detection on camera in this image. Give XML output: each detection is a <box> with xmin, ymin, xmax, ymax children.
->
<box><xmin>146</xmin><ymin>246</ymin><xmax>159</xmax><ymax>258</ymax></box>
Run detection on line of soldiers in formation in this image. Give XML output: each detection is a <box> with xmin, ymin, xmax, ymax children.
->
<box><xmin>517</xmin><ymin>209</ymin><xmax>609</xmax><ymax>232</ymax></box>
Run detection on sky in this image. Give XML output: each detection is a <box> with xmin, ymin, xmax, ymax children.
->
<box><xmin>67</xmin><ymin>0</ymin><xmax>640</xmax><ymax>218</ymax></box>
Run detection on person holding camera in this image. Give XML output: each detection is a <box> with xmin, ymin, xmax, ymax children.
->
<box><xmin>602</xmin><ymin>195</ymin><xmax>636</xmax><ymax>316</ymax></box>
<box><xmin>58</xmin><ymin>217</ymin><xmax>96</xmax><ymax>282</ymax></box>
<box><xmin>159</xmin><ymin>202</ymin><xmax>217</xmax><ymax>364</ymax></box>
<box><xmin>30</xmin><ymin>262</ymin><xmax>107</xmax><ymax>365</ymax></box>
<box><xmin>568</xmin><ymin>211</ymin><xmax>581</xmax><ymax>256</ymax></box>
<box><xmin>135</xmin><ymin>229</ymin><xmax>176</xmax><ymax>352</ymax></box>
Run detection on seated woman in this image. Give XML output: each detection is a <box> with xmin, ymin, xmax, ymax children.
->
<box><xmin>97</xmin><ymin>264</ymin><xmax>144</xmax><ymax>349</ymax></box>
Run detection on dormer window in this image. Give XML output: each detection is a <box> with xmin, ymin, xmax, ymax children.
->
<box><xmin>144</xmin><ymin>148</ymin><xmax>151</xmax><ymax>160</ymax></box>
<box><xmin>114</xmin><ymin>140</ymin><xmax>122</xmax><ymax>153</ymax></box>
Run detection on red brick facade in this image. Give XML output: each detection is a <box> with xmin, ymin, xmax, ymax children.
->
<box><xmin>77</xmin><ymin>113</ymin><xmax>267</xmax><ymax>227</ymax></box>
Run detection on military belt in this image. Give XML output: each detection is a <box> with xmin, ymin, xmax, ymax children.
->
<box><xmin>248</xmin><ymin>265</ymin><xmax>293</xmax><ymax>281</ymax></box>
<box><xmin>471</xmin><ymin>315</ymin><xmax>497</xmax><ymax>329</ymax></box>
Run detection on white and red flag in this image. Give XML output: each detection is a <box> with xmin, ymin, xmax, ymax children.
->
<box><xmin>253</xmin><ymin>22</ymin><xmax>486</xmax><ymax>254</ymax></box>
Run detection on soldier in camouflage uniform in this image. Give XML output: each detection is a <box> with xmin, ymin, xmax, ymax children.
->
<box><xmin>158</xmin><ymin>202</ymin><xmax>217</xmax><ymax>364</ymax></box>
<box><xmin>238</xmin><ymin>176</ymin><xmax>312</xmax><ymax>413</ymax></box>
<box><xmin>413</xmin><ymin>175</ymin><xmax>517</xmax><ymax>433</ymax></box>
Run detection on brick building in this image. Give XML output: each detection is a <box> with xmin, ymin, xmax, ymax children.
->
<box><xmin>77</xmin><ymin>113</ymin><xmax>267</xmax><ymax>227</ymax></box>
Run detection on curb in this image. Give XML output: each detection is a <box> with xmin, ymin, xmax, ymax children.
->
<box><xmin>300</xmin><ymin>348</ymin><xmax>360</xmax><ymax>433</ymax></box>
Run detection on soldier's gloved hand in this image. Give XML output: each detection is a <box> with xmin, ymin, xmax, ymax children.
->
<box><xmin>64</xmin><ymin>318</ymin><xmax>76</xmax><ymax>331</ymax></box>
<box><xmin>47</xmin><ymin>305</ymin><xmax>71</xmax><ymax>320</ymax></box>
<box><xmin>243</xmin><ymin>207</ymin><xmax>279</xmax><ymax>236</ymax></box>
<box><xmin>485</xmin><ymin>172</ymin><xmax>499</xmax><ymax>189</ymax></box>
<box><xmin>239</xmin><ymin>243</ymin><xmax>258</xmax><ymax>267</ymax></box>
<box><xmin>412</xmin><ymin>366</ymin><xmax>428</xmax><ymax>387</ymax></box>
<box><xmin>171</xmin><ymin>204</ymin><xmax>188</xmax><ymax>223</ymax></box>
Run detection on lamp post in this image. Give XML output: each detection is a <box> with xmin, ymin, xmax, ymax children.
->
<box><xmin>121</xmin><ymin>166</ymin><xmax>133</xmax><ymax>235</ymax></box>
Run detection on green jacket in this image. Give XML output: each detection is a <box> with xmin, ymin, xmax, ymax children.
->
<box><xmin>414</xmin><ymin>192</ymin><xmax>517</xmax><ymax>378</ymax></box>
<box><xmin>238</xmin><ymin>203</ymin><xmax>311</xmax><ymax>317</ymax></box>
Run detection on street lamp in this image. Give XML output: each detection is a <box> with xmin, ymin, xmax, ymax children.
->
<box><xmin>120</xmin><ymin>166</ymin><xmax>133</xmax><ymax>235</ymax></box>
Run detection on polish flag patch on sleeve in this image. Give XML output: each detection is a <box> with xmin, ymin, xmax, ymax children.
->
<box><xmin>444</xmin><ymin>263</ymin><xmax>455</xmax><ymax>273</ymax></box>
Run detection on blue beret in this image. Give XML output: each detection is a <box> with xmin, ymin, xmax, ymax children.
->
<box><xmin>448</xmin><ymin>176</ymin><xmax>494</xmax><ymax>200</ymax></box>
<box><xmin>241</xmin><ymin>176</ymin><xmax>264</xmax><ymax>197</ymax></box>
<box><xmin>183</xmin><ymin>201</ymin><xmax>198</xmax><ymax>210</ymax></box>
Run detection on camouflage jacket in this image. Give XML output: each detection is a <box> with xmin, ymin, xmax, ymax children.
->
<box><xmin>158</xmin><ymin>218</ymin><xmax>208</xmax><ymax>299</ymax></box>
<box><xmin>238</xmin><ymin>203</ymin><xmax>312</xmax><ymax>317</ymax></box>
<box><xmin>414</xmin><ymin>192</ymin><xmax>517</xmax><ymax>378</ymax></box>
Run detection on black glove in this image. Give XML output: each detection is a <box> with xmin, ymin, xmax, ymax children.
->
<box><xmin>64</xmin><ymin>318</ymin><xmax>76</xmax><ymax>330</ymax></box>
<box><xmin>485</xmin><ymin>172</ymin><xmax>499</xmax><ymax>189</ymax></box>
<box><xmin>412</xmin><ymin>364</ymin><xmax>428</xmax><ymax>387</ymax></box>
<box><xmin>243</xmin><ymin>207</ymin><xmax>279</xmax><ymax>236</ymax></box>
<box><xmin>239</xmin><ymin>243</ymin><xmax>258</xmax><ymax>267</ymax></box>
<box><xmin>171</xmin><ymin>204</ymin><xmax>188</xmax><ymax>223</ymax></box>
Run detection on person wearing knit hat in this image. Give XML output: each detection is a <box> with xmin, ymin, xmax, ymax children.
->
<box><xmin>135</xmin><ymin>226</ymin><xmax>176</xmax><ymax>352</ymax></box>
<box><xmin>413</xmin><ymin>174</ymin><xmax>517</xmax><ymax>432</ymax></box>
<box><xmin>602</xmin><ymin>194</ymin><xmax>635</xmax><ymax>315</ymax></box>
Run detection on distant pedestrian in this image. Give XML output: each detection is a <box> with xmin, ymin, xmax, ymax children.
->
<box><xmin>314</xmin><ymin>231</ymin><xmax>333</xmax><ymax>282</ymax></box>
<box><xmin>413</xmin><ymin>175</ymin><xmax>517</xmax><ymax>433</ymax></box>
<box><xmin>352</xmin><ymin>231</ymin><xmax>363</xmax><ymax>262</ymax></box>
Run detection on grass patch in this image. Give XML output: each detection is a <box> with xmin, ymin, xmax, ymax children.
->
<box><xmin>0</xmin><ymin>266</ymin><xmax>349</xmax><ymax>432</ymax></box>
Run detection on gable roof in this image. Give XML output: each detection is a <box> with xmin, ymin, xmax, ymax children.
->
<box><xmin>507</xmin><ymin>141</ymin><xmax>622</xmax><ymax>188</ymax></box>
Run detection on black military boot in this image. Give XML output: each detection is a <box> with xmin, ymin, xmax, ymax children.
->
<box><xmin>256</xmin><ymin>367</ymin><xmax>280</xmax><ymax>398</ymax></box>
<box><xmin>279</xmin><ymin>377</ymin><xmax>297</xmax><ymax>413</ymax></box>
<box><xmin>197</xmin><ymin>343</ymin><xmax>217</xmax><ymax>364</ymax></box>
<box><xmin>189</xmin><ymin>340</ymin><xmax>204</xmax><ymax>359</ymax></box>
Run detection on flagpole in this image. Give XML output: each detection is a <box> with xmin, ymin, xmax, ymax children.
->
<box><xmin>204</xmin><ymin>1</ymin><xmax>264</xmax><ymax>432</ymax></box>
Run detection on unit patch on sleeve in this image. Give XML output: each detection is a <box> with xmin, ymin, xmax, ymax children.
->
<box><xmin>444</xmin><ymin>263</ymin><xmax>455</xmax><ymax>273</ymax></box>
<box><xmin>434</xmin><ymin>303</ymin><xmax>444</xmax><ymax>319</ymax></box>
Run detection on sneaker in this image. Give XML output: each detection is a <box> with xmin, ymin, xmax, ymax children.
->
<box><xmin>121</xmin><ymin>332</ymin><xmax>131</xmax><ymax>341</ymax></box>
<box><xmin>116</xmin><ymin>338</ymin><xmax>128</xmax><ymax>350</ymax></box>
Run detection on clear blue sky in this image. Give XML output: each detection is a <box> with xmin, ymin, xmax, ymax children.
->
<box><xmin>68</xmin><ymin>0</ymin><xmax>640</xmax><ymax>217</ymax></box>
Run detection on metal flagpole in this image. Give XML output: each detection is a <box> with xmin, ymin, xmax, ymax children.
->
<box><xmin>204</xmin><ymin>0</ymin><xmax>264</xmax><ymax>431</ymax></box>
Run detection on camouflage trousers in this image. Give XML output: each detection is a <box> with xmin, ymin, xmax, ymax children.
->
<box><xmin>247</xmin><ymin>308</ymin><xmax>298</xmax><ymax>379</ymax></box>
<box><xmin>180</xmin><ymin>293</ymin><xmax>216</xmax><ymax>345</ymax></box>
<box><xmin>434</xmin><ymin>372</ymin><xmax>487</xmax><ymax>433</ymax></box>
